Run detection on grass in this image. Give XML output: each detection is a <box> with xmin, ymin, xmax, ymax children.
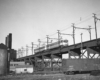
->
<box><xmin>0</xmin><ymin>73</ymin><xmax>100</xmax><ymax>80</ymax></box>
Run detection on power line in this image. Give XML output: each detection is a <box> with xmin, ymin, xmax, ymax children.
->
<box><xmin>38</xmin><ymin>12</ymin><xmax>98</xmax><ymax>42</ymax></box>
<box><xmin>60</xmin><ymin>25</ymin><xmax>72</xmax><ymax>31</ymax></box>
<box><xmin>40</xmin><ymin>10</ymin><xmax>100</xmax><ymax>42</ymax></box>
<box><xmin>19</xmin><ymin>11</ymin><xmax>100</xmax><ymax>55</ymax></box>
<box><xmin>74</xmin><ymin>25</ymin><xmax>94</xmax><ymax>40</ymax></box>
<box><xmin>75</xmin><ymin>17</ymin><xmax>92</xmax><ymax>25</ymax></box>
<box><xmin>49</xmin><ymin>32</ymin><xmax>57</xmax><ymax>37</ymax></box>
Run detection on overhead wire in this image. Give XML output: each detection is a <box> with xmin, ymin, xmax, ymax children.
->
<box><xmin>24</xmin><ymin>10</ymin><xmax>100</xmax><ymax>49</ymax></box>
<box><xmin>60</xmin><ymin>26</ymin><xmax>72</xmax><ymax>32</ymax></box>
<box><xmin>36</xmin><ymin>11</ymin><xmax>100</xmax><ymax>41</ymax></box>
<box><xmin>75</xmin><ymin>17</ymin><xmax>92</xmax><ymax>26</ymax></box>
<box><xmin>18</xmin><ymin>10</ymin><xmax>100</xmax><ymax>57</ymax></box>
<box><xmin>34</xmin><ymin>14</ymin><xmax>93</xmax><ymax>46</ymax></box>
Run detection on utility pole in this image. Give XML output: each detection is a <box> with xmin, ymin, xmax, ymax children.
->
<box><xmin>21</xmin><ymin>47</ymin><xmax>24</xmax><ymax>57</ymax></box>
<box><xmin>57</xmin><ymin>30</ymin><xmax>61</xmax><ymax>41</ymax></box>
<box><xmin>88</xmin><ymin>26</ymin><xmax>92</xmax><ymax>40</ymax></box>
<box><xmin>18</xmin><ymin>49</ymin><xmax>21</xmax><ymax>58</ymax></box>
<box><xmin>93</xmin><ymin>13</ymin><xmax>98</xmax><ymax>40</ymax></box>
<box><xmin>38</xmin><ymin>39</ymin><xmax>41</xmax><ymax>48</ymax></box>
<box><xmin>81</xmin><ymin>33</ymin><xmax>83</xmax><ymax>49</ymax></box>
<box><xmin>26</xmin><ymin>45</ymin><xmax>28</xmax><ymax>56</ymax></box>
<box><xmin>81</xmin><ymin>33</ymin><xmax>83</xmax><ymax>58</ymax></box>
<box><xmin>31</xmin><ymin>42</ymin><xmax>34</xmax><ymax>55</ymax></box>
<box><xmin>72</xmin><ymin>23</ymin><xmax>75</xmax><ymax>45</ymax></box>
<box><xmin>57</xmin><ymin>30</ymin><xmax>61</xmax><ymax>46</ymax></box>
<box><xmin>46</xmin><ymin>35</ymin><xmax>49</xmax><ymax>49</ymax></box>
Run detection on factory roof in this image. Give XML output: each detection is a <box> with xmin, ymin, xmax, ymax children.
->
<box><xmin>0</xmin><ymin>43</ymin><xmax>7</xmax><ymax>49</ymax></box>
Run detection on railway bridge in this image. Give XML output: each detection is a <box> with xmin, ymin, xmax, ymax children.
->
<box><xmin>17</xmin><ymin>38</ymin><xmax>100</xmax><ymax>73</ymax></box>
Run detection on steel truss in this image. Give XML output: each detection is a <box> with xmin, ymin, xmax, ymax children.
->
<box><xmin>17</xmin><ymin>38</ymin><xmax>100</xmax><ymax>73</ymax></box>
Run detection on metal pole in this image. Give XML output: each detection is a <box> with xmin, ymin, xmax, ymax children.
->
<box><xmin>80</xmin><ymin>33</ymin><xmax>83</xmax><ymax>58</ymax></box>
<box><xmin>18</xmin><ymin>49</ymin><xmax>20</xmax><ymax>58</ymax></box>
<box><xmin>88</xmin><ymin>26</ymin><xmax>91</xmax><ymax>40</ymax></box>
<box><xmin>26</xmin><ymin>45</ymin><xmax>28</xmax><ymax>56</ymax></box>
<box><xmin>57</xmin><ymin>30</ymin><xmax>60</xmax><ymax>41</ymax></box>
<box><xmin>72</xmin><ymin>23</ymin><xmax>75</xmax><ymax>45</ymax></box>
<box><xmin>38</xmin><ymin>39</ymin><xmax>41</xmax><ymax>48</ymax></box>
<box><xmin>21</xmin><ymin>47</ymin><xmax>24</xmax><ymax>57</ymax></box>
<box><xmin>31</xmin><ymin>42</ymin><xmax>34</xmax><ymax>55</ymax></box>
<box><xmin>81</xmin><ymin>33</ymin><xmax>83</xmax><ymax>53</ymax></box>
<box><xmin>93</xmin><ymin>13</ymin><xmax>98</xmax><ymax>40</ymax></box>
<box><xmin>46</xmin><ymin>35</ymin><xmax>49</xmax><ymax>49</ymax></box>
<box><xmin>57</xmin><ymin>30</ymin><xmax>61</xmax><ymax>46</ymax></box>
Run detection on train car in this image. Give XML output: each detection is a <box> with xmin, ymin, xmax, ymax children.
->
<box><xmin>47</xmin><ymin>39</ymin><xmax>68</xmax><ymax>50</ymax></box>
<box><xmin>34</xmin><ymin>46</ymin><xmax>45</xmax><ymax>54</ymax></box>
<box><xmin>34</xmin><ymin>39</ymin><xmax>68</xmax><ymax>54</ymax></box>
<box><xmin>62</xmin><ymin>59</ymin><xmax>100</xmax><ymax>74</ymax></box>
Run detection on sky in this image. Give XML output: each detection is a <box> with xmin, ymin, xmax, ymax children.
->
<box><xmin>0</xmin><ymin>0</ymin><xmax>100</xmax><ymax>56</ymax></box>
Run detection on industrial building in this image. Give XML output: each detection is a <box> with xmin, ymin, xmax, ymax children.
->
<box><xmin>0</xmin><ymin>43</ymin><xmax>8</xmax><ymax>75</ymax></box>
<box><xmin>10</xmin><ymin>61</ymin><xmax>25</xmax><ymax>72</ymax></box>
<box><xmin>15</xmin><ymin>65</ymin><xmax>33</xmax><ymax>74</ymax></box>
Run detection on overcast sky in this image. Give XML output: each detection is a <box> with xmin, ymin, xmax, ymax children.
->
<box><xmin>0</xmin><ymin>0</ymin><xmax>100</xmax><ymax>51</ymax></box>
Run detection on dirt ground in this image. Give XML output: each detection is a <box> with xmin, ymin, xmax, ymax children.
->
<box><xmin>0</xmin><ymin>73</ymin><xmax>100</xmax><ymax>80</ymax></box>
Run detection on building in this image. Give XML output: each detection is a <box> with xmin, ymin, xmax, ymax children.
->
<box><xmin>10</xmin><ymin>61</ymin><xmax>33</xmax><ymax>74</ymax></box>
<box><xmin>10</xmin><ymin>49</ymin><xmax>17</xmax><ymax>61</ymax></box>
<box><xmin>10</xmin><ymin>61</ymin><xmax>25</xmax><ymax>72</ymax></box>
<box><xmin>15</xmin><ymin>65</ymin><xmax>33</xmax><ymax>74</ymax></box>
<box><xmin>0</xmin><ymin>43</ymin><xmax>8</xmax><ymax>75</ymax></box>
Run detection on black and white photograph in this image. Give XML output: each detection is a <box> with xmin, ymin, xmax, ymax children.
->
<box><xmin>0</xmin><ymin>0</ymin><xmax>100</xmax><ymax>80</ymax></box>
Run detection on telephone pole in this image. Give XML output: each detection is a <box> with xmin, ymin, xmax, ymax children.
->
<box><xmin>57</xmin><ymin>30</ymin><xmax>61</xmax><ymax>41</ymax></box>
<box><xmin>93</xmin><ymin>13</ymin><xmax>99</xmax><ymax>40</ymax></box>
<box><xmin>26</xmin><ymin>45</ymin><xmax>28</xmax><ymax>56</ymax></box>
<box><xmin>21</xmin><ymin>47</ymin><xmax>24</xmax><ymax>57</ymax></box>
<box><xmin>31</xmin><ymin>42</ymin><xmax>34</xmax><ymax>55</ymax></box>
<box><xmin>72</xmin><ymin>23</ymin><xmax>75</xmax><ymax>45</ymax></box>
<box><xmin>38</xmin><ymin>39</ymin><xmax>41</xmax><ymax>48</ymax></box>
<box><xmin>81</xmin><ymin>33</ymin><xmax>83</xmax><ymax>54</ymax></box>
<box><xmin>88</xmin><ymin>26</ymin><xmax>92</xmax><ymax>40</ymax></box>
<box><xmin>57</xmin><ymin>30</ymin><xmax>61</xmax><ymax>46</ymax></box>
<box><xmin>46</xmin><ymin>35</ymin><xmax>49</xmax><ymax>49</ymax></box>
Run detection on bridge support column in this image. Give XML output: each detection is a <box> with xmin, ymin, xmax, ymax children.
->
<box><xmin>51</xmin><ymin>54</ymin><xmax>62</xmax><ymax>71</ymax></box>
<box><xmin>87</xmin><ymin>46</ymin><xmax>100</xmax><ymax>58</ymax></box>
<box><xmin>34</xmin><ymin>56</ymin><xmax>43</xmax><ymax>71</ymax></box>
<box><xmin>43</xmin><ymin>55</ymin><xmax>51</xmax><ymax>71</ymax></box>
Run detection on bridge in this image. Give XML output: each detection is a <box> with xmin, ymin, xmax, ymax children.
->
<box><xmin>17</xmin><ymin>38</ymin><xmax>100</xmax><ymax>72</ymax></box>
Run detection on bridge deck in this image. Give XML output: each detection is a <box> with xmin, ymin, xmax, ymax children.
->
<box><xmin>18</xmin><ymin>38</ymin><xmax>100</xmax><ymax>60</ymax></box>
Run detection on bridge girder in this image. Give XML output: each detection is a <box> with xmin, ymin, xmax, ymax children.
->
<box><xmin>17</xmin><ymin>38</ymin><xmax>100</xmax><ymax>72</ymax></box>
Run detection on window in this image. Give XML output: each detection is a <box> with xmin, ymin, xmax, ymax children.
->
<box><xmin>24</xmin><ymin>69</ymin><xmax>27</xmax><ymax>71</ymax></box>
<box><xmin>14</xmin><ymin>64</ymin><xmax>18</xmax><ymax>66</ymax></box>
<box><xmin>10</xmin><ymin>64</ymin><xmax>13</xmax><ymax>66</ymax></box>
